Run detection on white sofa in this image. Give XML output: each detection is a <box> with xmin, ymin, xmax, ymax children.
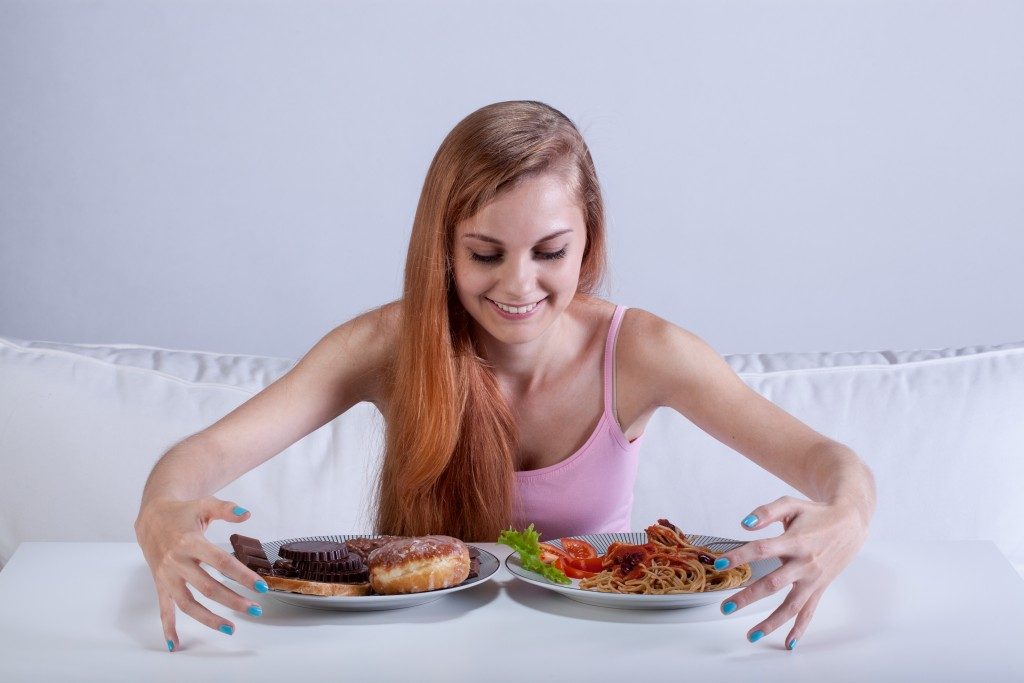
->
<box><xmin>2</xmin><ymin>333</ymin><xmax>1023</xmax><ymax>577</ymax></box>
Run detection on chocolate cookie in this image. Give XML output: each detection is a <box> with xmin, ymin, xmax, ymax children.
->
<box><xmin>278</xmin><ymin>540</ymin><xmax>350</xmax><ymax>562</ymax></box>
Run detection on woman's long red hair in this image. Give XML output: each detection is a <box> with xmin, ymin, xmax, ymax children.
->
<box><xmin>374</xmin><ymin>101</ymin><xmax>608</xmax><ymax>541</ymax></box>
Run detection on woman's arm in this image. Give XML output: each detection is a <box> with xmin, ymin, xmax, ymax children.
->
<box><xmin>135</xmin><ymin>301</ymin><xmax>398</xmax><ymax>651</ymax></box>
<box><xmin>140</xmin><ymin>301</ymin><xmax>398</xmax><ymax>506</ymax></box>
<box><xmin>626</xmin><ymin>309</ymin><xmax>876</xmax><ymax>647</ymax></box>
<box><xmin>629</xmin><ymin>309</ymin><xmax>875</xmax><ymax>511</ymax></box>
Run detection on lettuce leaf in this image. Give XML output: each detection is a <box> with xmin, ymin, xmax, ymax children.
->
<box><xmin>497</xmin><ymin>524</ymin><xmax>571</xmax><ymax>584</ymax></box>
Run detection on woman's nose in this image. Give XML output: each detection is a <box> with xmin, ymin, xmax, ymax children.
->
<box><xmin>501</xmin><ymin>253</ymin><xmax>537</xmax><ymax>297</ymax></box>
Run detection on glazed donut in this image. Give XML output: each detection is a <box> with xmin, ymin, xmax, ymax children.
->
<box><xmin>368</xmin><ymin>535</ymin><xmax>471</xmax><ymax>595</ymax></box>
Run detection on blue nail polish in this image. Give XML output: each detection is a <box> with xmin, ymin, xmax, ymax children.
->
<box><xmin>232</xmin><ymin>506</ymin><xmax>248</xmax><ymax>516</ymax></box>
<box><xmin>219</xmin><ymin>624</ymin><xmax>234</xmax><ymax>635</ymax></box>
<box><xmin>749</xmin><ymin>630</ymin><xmax>764</xmax><ymax>643</ymax></box>
<box><xmin>166</xmin><ymin>640</ymin><xmax>174</xmax><ymax>652</ymax></box>
<box><xmin>722</xmin><ymin>601</ymin><xmax>737</xmax><ymax>615</ymax></box>
<box><xmin>248</xmin><ymin>604</ymin><xmax>263</xmax><ymax>617</ymax></box>
<box><xmin>788</xmin><ymin>638</ymin><xmax>798</xmax><ymax>650</ymax></box>
<box><xmin>714</xmin><ymin>557</ymin><xmax>730</xmax><ymax>571</ymax></box>
<box><xmin>742</xmin><ymin>514</ymin><xmax>759</xmax><ymax>528</ymax></box>
<box><xmin>255</xmin><ymin>579</ymin><xmax>269</xmax><ymax>593</ymax></box>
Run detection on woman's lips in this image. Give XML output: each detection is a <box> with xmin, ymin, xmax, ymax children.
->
<box><xmin>487</xmin><ymin>297</ymin><xmax>546</xmax><ymax>321</ymax></box>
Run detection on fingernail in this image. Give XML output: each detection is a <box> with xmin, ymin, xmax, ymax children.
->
<box><xmin>749</xmin><ymin>630</ymin><xmax>764</xmax><ymax>643</ymax></box>
<box><xmin>722</xmin><ymin>601</ymin><xmax>737</xmax><ymax>615</ymax></box>
<box><xmin>248</xmin><ymin>604</ymin><xmax>263</xmax><ymax>617</ymax></box>
<box><xmin>219</xmin><ymin>624</ymin><xmax>234</xmax><ymax>635</ymax></box>
<box><xmin>714</xmin><ymin>557</ymin><xmax>730</xmax><ymax>571</ymax></box>
<box><xmin>166</xmin><ymin>640</ymin><xmax>174</xmax><ymax>652</ymax></box>
<box><xmin>232</xmin><ymin>506</ymin><xmax>248</xmax><ymax>516</ymax></box>
<box><xmin>788</xmin><ymin>638</ymin><xmax>798</xmax><ymax>650</ymax></box>
<box><xmin>742</xmin><ymin>514</ymin><xmax>759</xmax><ymax>528</ymax></box>
<box><xmin>255</xmin><ymin>579</ymin><xmax>269</xmax><ymax>593</ymax></box>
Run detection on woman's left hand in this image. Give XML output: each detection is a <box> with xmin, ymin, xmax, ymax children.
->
<box><xmin>714</xmin><ymin>495</ymin><xmax>871</xmax><ymax>649</ymax></box>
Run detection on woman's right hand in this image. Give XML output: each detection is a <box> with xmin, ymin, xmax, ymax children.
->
<box><xmin>134</xmin><ymin>496</ymin><xmax>268</xmax><ymax>652</ymax></box>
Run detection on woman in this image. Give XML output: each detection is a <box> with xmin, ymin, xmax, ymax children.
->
<box><xmin>135</xmin><ymin>100</ymin><xmax>875</xmax><ymax>653</ymax></box>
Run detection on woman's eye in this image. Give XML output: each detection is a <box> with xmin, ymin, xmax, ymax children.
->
<box><xmin>468</xmin><ymin>247</ymin><xmax>567</xmax><ymax>264</ymax></box>
<box><xmin>538</xmin><ymin>247</ymin><xmax>567</xmax><ymax>260</ymax></box>
<box><xmin>469</xmin><ymin>252</ymin><xmax>502</xmax><ymax>263</ymax></box>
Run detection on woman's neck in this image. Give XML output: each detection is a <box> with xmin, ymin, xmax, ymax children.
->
<box><xmin>473</xmin><ymin>308</ymin><xmax>579</xmax><ymax>395</ymax></box>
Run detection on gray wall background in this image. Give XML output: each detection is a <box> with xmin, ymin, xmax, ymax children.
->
<box><xmin>2</xmin><ymin>0</ymin><xmax>1021</xmax><ymax>359</ymax></box>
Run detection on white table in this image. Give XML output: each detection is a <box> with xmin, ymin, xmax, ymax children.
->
<box><xmin>1</xmin><ymin>539</ymin><xmax>1022</xmax><ymax>681</ymax></box>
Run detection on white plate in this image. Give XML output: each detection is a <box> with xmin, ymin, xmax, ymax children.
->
<box><xmin>219</xmin><ymin>535</ymin><xmax>499</xmax><ymax>611</ymax></box>
<box><xmin>504</xmin><ymin>532</ymin><xmax>780</xmax><ymax>610</ymax></box>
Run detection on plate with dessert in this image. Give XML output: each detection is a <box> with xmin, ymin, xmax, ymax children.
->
<box><xmin>220</xmin><ymin>533</ymin><xmax>499</xmax><ymax>611</ymax></box>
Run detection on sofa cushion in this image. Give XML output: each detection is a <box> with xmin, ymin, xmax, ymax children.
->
<box><xmin>0</xmin><ymin>336</ymin><xmax>380</xmax><ymax>570</ymax></box>
<box><xmin>1</xmin><ymin>334</ymin><xmax>1022</xmax><ymax>577</ymax></box>
<box><xmin>632</xmin><ymin>341</ymin><xmax>1024</xmax><ymax>576</ymax></box>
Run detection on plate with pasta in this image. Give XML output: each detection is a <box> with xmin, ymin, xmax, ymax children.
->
<box><xmin>503</xmin><ymin>520</ymin><xmax>781</xmax><ymax>609</ymax></box>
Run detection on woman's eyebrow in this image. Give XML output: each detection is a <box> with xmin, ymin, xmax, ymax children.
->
<box><xmin>461</xmin><ymin>228</ymin><xmax>572</xmax><ymax>245</ymax></box>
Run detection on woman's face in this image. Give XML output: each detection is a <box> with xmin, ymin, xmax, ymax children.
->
<box><xmin>453</xmin><ymin>172</ymin><xmax>587</xmax><ymax>346</ymax></box>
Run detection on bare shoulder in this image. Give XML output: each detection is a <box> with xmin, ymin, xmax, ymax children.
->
<box><xmin>318</xmin><ymin>299</ymin><xmax>401</xmax><ymax>406</ymax></box>
<box><xmin>616</xmin><ymin>307</ymin><xmax>722</xmax><ymax>410</ymax></box>
<box><xmin>617</xmin><ymin>306</ymin><xmax>699</xmax><ymax>368</ymax></box>
<box><xmin>616</xmin><ymin>307</ymin><xmax>838</xmax><ymax>482</ymax></box>
<box><xmin>325</xmin><ymin>299</ymin><xmax>400</xmax><ymax>350</ymax></box>
<box><xmin>194</xmin><ymin>300</ymin><xmax>402</xmax><ymax>478</ymax></box>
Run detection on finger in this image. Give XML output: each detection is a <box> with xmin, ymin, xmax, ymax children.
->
<box><xmin>203</xmin><ymin>497</ymin><xmax>251</xmax><ymax>526</ymax></box>
<box><xmin>784</xmin><ymin>586</ymin><xmax>826</xmax><ymax>651</ymax></box>
<box><xmin>158</xmin><ymin>589</ymin><xmax>179</xmax><ymax>653</ymax></box>
<box><xmin>168</xmin><ymin>579</ymin><xmax>237</xmax><ymax>636</ymax></box>
<box><xmin>180</xmin><ymin>555</ymin><xmax>263</xmax><ymax>618</ymax></box>
<box><xmin>745</xmin><ymin>581</ymin><xmax>817</xmax><ymax>643</ymax></box>
<box><xmin>740</xmin><ymin>495</ymin><xmax>803</xmax><ymax>532</ymax></box>
<box><xmin>720</xmin><ymin>560</ymin><xmax>803</xmax><ymax>614</ymax></box>
<box><xmin>196</xmin><ymin>537</ymin><xmax>269</xmax><ymax>596</ymax></box>
<box><xmin>713</xmin><ymin>535</ymin><xmax>787</xmax><ymax>573</ymax></box>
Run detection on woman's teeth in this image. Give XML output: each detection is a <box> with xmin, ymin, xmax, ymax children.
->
<box><xmin>492</xmin><ymin>299</ymin><xmax>540</xmax><ymax>314</ymax></box>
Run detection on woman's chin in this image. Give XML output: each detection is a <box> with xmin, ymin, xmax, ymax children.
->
<box><xmin>478</xmin><ymin>321</ymin><xmax>537</xmax><ymax>345</ymax></box>
<box><xmin>482</xmin><ymin>312</ymin><xmax>557</xmax><ymax>346</ymax></box>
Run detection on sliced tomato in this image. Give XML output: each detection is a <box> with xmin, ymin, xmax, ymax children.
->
<box><xmin>559</xmin><ymin>537</ymin><xmax>598</xmax><ymax>559</ymax></box>
<box><xmin>555</xmin><ymin>557</ymin><xmax>599</xmax><ymax>579</ymax></box>
<box><xmin>561</xmin><ymin>555</ymin><xmax>606</xmax><ymax>572</ymax></box>
<box><xmin>538</xmin><ymin>542</ymin><xmax>569</xmax><ymax>564</ymax></box>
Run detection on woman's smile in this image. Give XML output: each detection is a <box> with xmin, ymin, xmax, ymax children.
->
<box><xmin>486</xmin><ymin>296</ymin><xmax>547</xmax><ymax>320</ymax></box>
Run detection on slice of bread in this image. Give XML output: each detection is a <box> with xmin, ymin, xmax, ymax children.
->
<box><xmin>264</xmin><ymin>575</ymin><xmax>372</xmax><ymax>596</ymax></box>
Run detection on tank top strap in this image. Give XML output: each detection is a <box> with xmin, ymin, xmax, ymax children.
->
<box><xmin>602</xmin><ymin>305</ymin><xmax>629</xmax><ymax>418</ymax></box>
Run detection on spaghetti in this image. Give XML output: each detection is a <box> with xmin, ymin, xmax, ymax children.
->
<box><xmin>578</xmin><ymin>519</ymin><xmax>752</xmax><ymax>594</ymax></box>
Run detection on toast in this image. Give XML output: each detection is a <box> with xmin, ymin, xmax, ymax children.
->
<box><xmin>263</xmin><ymin>574</ymin><xmax>372</xmax><ymax>596</ymax></box>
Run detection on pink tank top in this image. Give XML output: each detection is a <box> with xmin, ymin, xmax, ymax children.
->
<box><xmin>512</xmin><ymin>304</ymin><xmax>645</xmax><ymax>540</ymax></box>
